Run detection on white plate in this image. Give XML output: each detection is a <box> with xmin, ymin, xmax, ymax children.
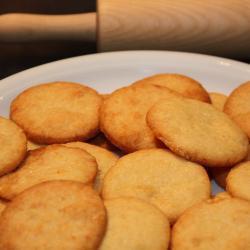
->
<box><xmin>1</xmin><ymin>50</ymin><xmax>250</xmax><ymax>194</ymax></box>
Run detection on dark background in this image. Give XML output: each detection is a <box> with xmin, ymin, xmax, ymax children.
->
<box><xmin>0</xmin><ymin>0</ymin><xmax>96</xmax><ymax>79</ymax></box>
<box><xmin>0</xmin><ymin>1</ymin><xmax>249</xmax><ymax>79</ymax></box>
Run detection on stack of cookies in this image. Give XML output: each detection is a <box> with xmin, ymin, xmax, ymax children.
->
<box><xmin>0</xmin><ymin>75</ymin><xmax>249</xmax><ymax>250</ymax></box>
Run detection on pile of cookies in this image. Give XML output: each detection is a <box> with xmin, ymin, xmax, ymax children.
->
<box><xmin>0</xmin><ymin>74</ymin><xmax>249</xmax><ymax>250</ymax></box>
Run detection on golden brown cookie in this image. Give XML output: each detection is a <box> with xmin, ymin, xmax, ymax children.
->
<box><xmin>64</xmin><ymin>142</ymin><xmax>119</xmax><ymax>192</ymax></box>
<box><xmin>226</xmin><ymin>161</ymin><xmax>250</xmax><ymax>202</ymax></box>
<box><xmin>147</xmin><ymin>95</ymin><xmax>249</xmax><ymax>168</ymax></box>
<box><xmin>209</xmin><ymin>92</ymin><xmax>227</xmax><ymax>111</ymax></box>
<box><xmin>0</xmin><ymin>144</ymin><xmax>97</xmax><ymax>200</ymax></box>
<box><xmin>10</xmin><ymin>82</ymin><xmax>102</xmax><ymax>144</ymax></box>
<box><xmin>0</xmin><ymin>116</ymin><xmax>27</xmax><ymax>177</ymax></box>
<box><xmin>171</xmin><ymin>197</ymin><xmax>250</xmax><ymax>250</ymax></box>
<box><xmin>100</xmin><ymin>84</ymin><xmax>174</xmax><ymax>152</ymax></box>
<box><xmin>224</xmin><ymin>81</ymin><xmax>250</xmax><ymax>138</ymax></box>
<box><xmin>99</xmin><ymin>198</ymin><xmax>170</xmax><ymax>250</ymax></box>
<box><xmin>0</xmin><ymin>181</ymin><xmax>106</xmax><ymax>250</ymax></box>
<box><xmin>0</xmin><ymin>199</ymin><xmax>6</xmax><ymax>215</ymax></box>
<box><xmin>102</xmin><ymin>149</ymin><xmax>210</xmax><ymax>224</ymax></box>
<box><xmin>230</xmin><ymin>112</ymin><xmax>250</xmax><ymax>139</ymax></box>
<box><xmin>132</xmin><ymin>73</ymin><xmax>211</xmax><ymax>103</ymax></box>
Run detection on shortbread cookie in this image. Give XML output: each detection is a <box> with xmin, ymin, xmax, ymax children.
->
<box><xmin>64</xmin><ymin>142</ymin><xmax>119</xmax><ymax>192</ymax></box>
<box><xmin>99</xmin><ymin>198</ymin><xmax>170</xmax><ymax>250</ymax></box>
<box><xmin>147</xmin><ymin>95</ymin><xmax>248</xmax><ymax>167</ymax></box>
<box><xmin>226</xmin><ymin>161</ymin><xmax>250</xmax><ymax>202</ymax></box>
<box><xmin>209</xmin><ymin>92</ymin><xmax>227</xmax><ymax>111</ymax></box>
<box><xmin>0</xmin><ymin>116</ymin><xmax>27</xmax><ymax>176</ymax></box>
<box><xmin>10</xmin><ymin>82</ymin><xmax>102</xmax><ymax>144</ymax></box>
<box><xmin>230</xmin><ymin>112</ymin><xmax>250</xmax><ymax>139</ymax></box>
<box><xmin>100</xmin><ymin>84</ymin><xmax>174</xmax><ymax>152</ymax></box>
<box><xmin>0</xmin><ymin>199</ymin><xmax>6</xmax><ymax>215</ymax></box>
<box><xmin>0</xmin><ymin>145</ymin><xmax>97</xmax><ymax>200</ymax></box>
<box><xmin>0</xmin><ymin>181</ymin><xmax>106</xmax><ymax>250</ymax></box>
<box><xmin>132</xmin><ymin>73</ymin><xmax>211</xmax><ymax>103</ymax></box>
<box><xmin>224</xmin><ymin>81</ymin><xmax>250</xmax><ymax>138</ymax></box>
<box><xmin>102</xmin><ymin>149</ymin><xmax>210</xmax><ymax>224</ymax></box>
<box><xmin>171</xmin><ymin>197</ymin><xmax>250</xmax><ymax>250</ymax></box>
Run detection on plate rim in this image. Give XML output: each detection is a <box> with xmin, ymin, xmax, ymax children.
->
<box><xmin>1</xmin><ymin>50</ymin><xmax>249</xmax><ymax>85</ymax></box>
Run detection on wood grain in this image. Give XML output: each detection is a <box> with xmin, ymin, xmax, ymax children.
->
<box><xmin>0</xmin><ymin>13</ymin><xmax>96</xmax><ymax>42</ymax></box>
<box><xmin>97</xmin><ymin>0</ymin><xmax>250</xmax><ymax>58</ymax></box>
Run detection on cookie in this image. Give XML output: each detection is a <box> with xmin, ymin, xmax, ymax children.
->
<box><xmin>100</xmin><ymin>84</ymin><xmax>174</xmax><ymax>152</ymax></box>
<box><xmin>147</xmin><ymin>95</ymin><xmax>249</xmax><ymax>167</ymax></box>
<box><xmin>64</xmin><ymin>142</ymin><xmax>119</xmax><ymax>192</ymax></box>
<box><xmin>0</xmin><ymin>144</ymin><xmax>97</xmax><ymax>200</ymax></box>
<box><xmin>0</xmin><ymin>116</ymin><xmax>27</xmax><ymax>176</ymax></box>
<box><xmin>226</xmin><ymin>161</ymin><xmax>250</xmax><ymax>202</ymax></box>
<box><xmin>10</xmin><ymin>81</ymin><xmax>102</xmax><ymax>144</ymax></box>
<box><xmin>132</xmin><ymin>73</ymin><xmax>211</xmax><ymax>103</ymax></box>
<box><xmin>171</xmin><ymin>197</ymin><xmax>250</xmax><ymax>250</ymax></box>
<box><xmin>0</xmin><ymin>199</ymin><xmax>6</xmax><ymax>215</ymax></box>
<box><xmin>99</xmin><ymin>198</ymin><xmax>170</xmax><ymax>250</ymax></box>
<box><xmin>230</xmin><ymin>112</ymin><xmax>250</xmax><ymax>139</ymax></box>
<box><xmin>209</xmin><ymin>92</ymin><xmax>227</xmax><ymax>111</ymax></box>
<box><xmin>0</xmin><ymin>181</ymin><xmax>106</xmax><ymax>250</ymax></box>
<box><xmin>224</xmin><ymin>81</ymin><xmax>250</xmax><ymax>138</ymax></box>
<box><xmin>102</xmin><ymin>149</ymin><xmax>210</xmax><ymax>224</ymax></box>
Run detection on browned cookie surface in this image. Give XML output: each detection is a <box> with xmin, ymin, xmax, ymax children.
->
<box><xmin>0</xmin><ymin>116</ymin><xmax>27</xmax><ymax>176</ymax></box>
<box><xmin>0</xmin><ymin>145</ymin><xmax>97</xmax><ymax>200</ymax></box>
<box><xmin>147</xmin><ymin>95</ymin><xmax>248</xmax><ymax>167</ymax></box>
<box><xmin>10</xmin><ymin>82</ymin><xmax>102</xmax><ymax>144</ymax></box>
<box><xmin>102</xmin><ymin>149</ymin><xmax>210</xmax><ymax>224</ymax></box>
<box><xmin>0</xmin><ymin>181</ymin><xmax>106</xmax><ymax>250</ymax></box>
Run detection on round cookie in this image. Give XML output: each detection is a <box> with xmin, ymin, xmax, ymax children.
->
<box><xmin>0</xmin><ymin>199</ymin><xmax>6</xmax><ymax>215</ymax></box>
<box><xmin>100</xmin><ymin>84</ymin><xmax>174</xmax><ymax>152</ymax></box>
<box><xmin>224</xmin><ymin>81</ymin><xmax>250</xmax><ymax>138</ymax></box>
<box><xmin>226</xmin><ymin>161</ymin><xmax>250</xmax><ymax>202</ymax></box>
<box><xmin>10</xmin><ymin>82</ymin><xmax>102</xmax><ymax>144</ymax></box>
<box><xmin>0</xmin><ymin>181</ymin><xmax>106</xmax><ymax>250</ymax></box>
<box><xmin>0</xmin><ymin>144</ymin><xmax>97</xmax><ymax>200</ymax></box>
<box><xmin>64</xmin><ymin>142</ymin><xmax>119</xmax><ymax>192</ymax></box>
<box><xmin>102</xmin><ymin>149</ymin><xmax>210</xmax><ymax>224</ymax></box>
<box><xmin>171</xmin><ymin>197</ymin><xmax>250</xmax><ymax>250</ymax></box>
<box><xmin>147</xmin><ymin>95</ymin><xmax>249</xmax><ymax>168</ymax></box>
<box><xmin>132</xmin><ymin>73</ymin><xmax>211</xmax><ymax>103</ymax></box>
<box><xmin>99</xmin><ymin>198</ymin><xmax>170</xmax><ymax>250</ymax></box>
<box><xmin>209</xmin><ymin>92</ymin><xmax>227</xmax><ymax>111</ymax></box>
<box><xmin>0</xmin><ymin>116</ymin><xmax>27</xmax><ymax>177</ymax></box>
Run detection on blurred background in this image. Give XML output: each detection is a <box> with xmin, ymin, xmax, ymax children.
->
<box><xmin>0</xmin><ymin>0</ymin><xmax>96</xmax><ymax>79</ymax></box>
<box><xmin>0</xmin><ymin>0</ymin><xmax>249</xmax><ymax>79</ymax></box>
